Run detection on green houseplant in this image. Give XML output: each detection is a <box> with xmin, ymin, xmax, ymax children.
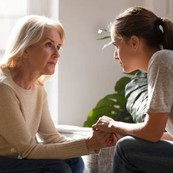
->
<box><xmin>125</xmin><ymin>70</ymin><xmax>148</xmax><ymax>122</ymax></box>
<box><xmin>83</xmin><ymin>76</ymin><xmax>133</xmax><ymax>127</ymax></box>
<box><xmin>83</xmin><ymin>29</ymin><xmax>148</xmax><ymax>127</ymax></box>
<box><xmin>83</xmin><ymin>70</ymin><xmax>148</xmax><ymax>127</ymax></box>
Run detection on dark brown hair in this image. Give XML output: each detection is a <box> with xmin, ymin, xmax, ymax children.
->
<box><xmin>111</xmin><ymin>6</ymin><xmax>173</xmax><ymax>50</ymax></box>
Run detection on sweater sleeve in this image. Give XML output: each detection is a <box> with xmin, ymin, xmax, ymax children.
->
<box><xmin>0</xmin><ymin>84</ymin><xmax>89</xmax><ymax>159</ymax></box>
<box><xmin>37</xmin><ymin>90</ymin><xmax>71</xmax><ymax>144</ymax></box>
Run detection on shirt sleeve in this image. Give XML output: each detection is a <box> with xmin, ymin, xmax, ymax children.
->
<box><xmin>147</xmin><ymin>51</ymin><xmax>173</xmax><ymax>113</ymax></box>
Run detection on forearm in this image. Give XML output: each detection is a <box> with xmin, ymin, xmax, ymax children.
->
<box><xmin>161</xmin><ymin>132</ymin><xmax>173</xmax><ymax>141</ymax></box>
<box><xmin>93</xmin><ymin>113</ymin><xmax>168</xmax><ymax>142</ymax></box>
<box><xmin>110</xmin><ymin>121</ymin><xmax>148</xmax><ymax>139</ymax></box>
<box><xmin>110</xmin><ymin>120</ymin><xmax>164</xmax><ymax>142</ymax></box>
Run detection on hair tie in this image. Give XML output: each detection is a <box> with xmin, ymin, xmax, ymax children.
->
<box><xmin>155</xmin><ymin>17</ymin><xmax>164</xmax><ymax>33</ymax></box>
<box><xmin>156</xmin><ymin>17</ymin><xmax>163</xmax><ymax>25</ymax></box>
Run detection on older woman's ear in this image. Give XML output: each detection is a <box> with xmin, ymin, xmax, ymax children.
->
<box><xmin>22</xmin><ymin>47</ymin><xmax>31</xmax><ymax>59</ymax></box>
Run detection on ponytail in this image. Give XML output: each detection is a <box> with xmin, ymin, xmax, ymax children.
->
<box><xmin>162</xmin><ymin>19</ymin><xmax>173</xmax><ymax>50</ymax></box>
<box><xmin>112</xmin><ymin>6</ymin><xmax>173</xmax><ymax>51</ymax></box>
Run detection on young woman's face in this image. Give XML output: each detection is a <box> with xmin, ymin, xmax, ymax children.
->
<box><xmin>112</xmin><ymin>36</ymin><xmax>139</xmax><ymax>73</ymax></box>
<box><xmin>25</xmin><ymin>27</ymin><xmax>62</xmax><ymax>75</ymax></box>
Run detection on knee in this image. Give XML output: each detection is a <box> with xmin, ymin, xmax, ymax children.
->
<box><xmin>65</xmin><ymin>157</ymin><xmax>84</xmax><ymax>173</ymax></box>
<box><xmin>46</xmin><ymin>160</ymin><xmax>72</xmax><ymax>173</ymax></box>
<box><xmin>75</xmin><ymin>157</ymin><xmax>84</xmax><ymax>172</ymax></box>
<box><xmin>117</xmin><ymin>136</ymin><xmax>136</xmax><ymax>145</ymax></box>
<box><xmin>115</xmin><ymin>136</ymin><xmax>136</xmax><ymax>155</ymax></box>
<box><xmin>60</xmin><ymin>164</ymin><xmax>72</xmax><ymax>173</ymax></box>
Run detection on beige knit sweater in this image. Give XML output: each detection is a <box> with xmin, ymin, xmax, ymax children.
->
<box><xmin>0</xmin><ymin>68</ymin><xmax>89</xmax><ymax>159</ymax></box>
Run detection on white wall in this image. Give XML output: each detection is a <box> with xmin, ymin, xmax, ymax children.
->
<box><xmin>51</xmin><ymin>0</ymin><xmax>173</xmax><ymax>126</ymax></box>
<box><xmin>144</xmin><ymin>0</ymin><xmax>172</xmax><ymax>18</ymax></box>
<box><xmin>57</xmin><ymin>0</ymin><xmax>146</xmax><ymax>126</ymax></box>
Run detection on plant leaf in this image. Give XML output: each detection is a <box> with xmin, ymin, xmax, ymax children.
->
<box><xmin>97</xmin><ymin>36</ymin><xmax>111</xmax><ymax>40</ymax></box>
<box><xmin>125</xmin><ymin>70</ymin><xmax>148</xmax><ymax>122</ymax></box>
<box><xmin>83</xmin><ymin>76</ymin><xmax>133</xmax><ymax>127</ymax></box>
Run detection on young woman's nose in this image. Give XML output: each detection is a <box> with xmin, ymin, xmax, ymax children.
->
<box><xmin>114</xmin><ymin>50</ymin><xmax>118</xmax><ymax>60</ymax></box>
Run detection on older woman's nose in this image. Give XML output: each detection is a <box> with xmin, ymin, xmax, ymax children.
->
<box><xmin>52</xmin><ymin>46</ymin><xmax>60</xmax><ymax>58</ymax></box>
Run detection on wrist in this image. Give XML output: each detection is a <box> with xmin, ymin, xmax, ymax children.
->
<box><xmin>108</xmin><ymin>121</ymin><xmax>116</xmax><ymax>133</ymax></box>
<box><xmin>85</xmin><ymin>138</ymin><xmax>94</xmax><ymax>152</ymax></box>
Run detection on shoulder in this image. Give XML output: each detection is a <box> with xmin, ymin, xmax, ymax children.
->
<box><xmin>0</xmin><ymin>68</ymin><xmax>20</xmax><ymax>96</ymax></box>
<box><xmin>0</xmin><ymin>68</ymin><xmax>14</xmax><ymax>93</ymax></box>
<box><xmin>0</xmin><ymin>68</ymin><xmax>9</xmax><ymax>82</ymax></box>
<box><xmin>148</xmin><ymin>50</ymin><xmax>173</xmax><ymax>70</ymax></box>
<box><xmin>0</xmin><ymin>83</ymin><xmax>17</xmax><ymax>104</ymax></box>
<box><xmin>149</xmin><ymin>50</ymin><xmax>173</xmax><ymax>65</ymax></box>
<box><xmin>148</xmin><ymin>50</ymin><xmax>173</xmax><ymax>86</ymax></box>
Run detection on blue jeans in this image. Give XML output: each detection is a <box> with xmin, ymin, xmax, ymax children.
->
<box><xmin>113</xmin><ymin>136</ymin><xmax>173</xmax><ymax>173</ymax></box>
<box><xmin>0</xmin><ymin>156</ymin><xmax>84</xmax><ymax>173</ymax></box>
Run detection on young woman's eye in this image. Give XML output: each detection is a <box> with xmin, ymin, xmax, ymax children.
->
<box><xmin>112</xmin><ymin>42</ymin><xmax>117</xmax><ymax>49</ymax></box>
<box><xmin>112</xmin><ymin>42</ymin><xmax>117</xmax><ymax>47</ymax></box>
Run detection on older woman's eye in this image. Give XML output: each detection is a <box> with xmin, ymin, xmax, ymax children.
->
<box><xmin>57</xmin><ymin>45</ymin><xmax>62</xmax><ymax>51</ymax></box>
<box><xmin>46</xmin><ymin>42</ymin><xmax>52</xmax><ymax>47</ymax></box>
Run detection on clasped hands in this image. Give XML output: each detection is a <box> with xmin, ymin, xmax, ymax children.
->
<box><xmin>86</xmin><ymin>115</ymin><xmax>121</xmax><ymax>152</ymax></box>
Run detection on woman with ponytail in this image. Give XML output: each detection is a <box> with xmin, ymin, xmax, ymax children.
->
<box><xmin>93</xmin><ymin>6</ymin><xmax>173</xmax><ymax>173</ymax></box>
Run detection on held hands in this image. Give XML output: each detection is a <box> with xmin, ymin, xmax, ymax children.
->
<box><xmin>92</xmin><ymin>115</ymin><xmax>116</xmax><ymax>133</ymax></box>
<box><xmin>86</xmin><ymin>130</ymin><xmax>117</xmax><ymax>152</ymax></box>
<box><xmin>92</xmin><ymin>115</ymin><xmax>123</xmax><ymax>144</ymax></box>
<box><xmin>86</xmin><ymin>115</ymin><xmax>124</xmax><ymax>153</ymax></box>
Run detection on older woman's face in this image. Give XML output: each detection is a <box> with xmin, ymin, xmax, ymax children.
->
<box><xmin>25</xmin><ymin>27</ymin><xmax>62</xmax><ymax>75</ymax></box>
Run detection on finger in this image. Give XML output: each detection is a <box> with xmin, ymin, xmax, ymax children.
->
<box><xmin>92</xmin><ymin>123</ymin><xmax>102</xmax><ymax>130</ymax></box>
<box><xmin>92</xmin><ymin>124</ymin><xmax>98</xmax><ymax>131</ymax></box>
<box><xmin>112</xmin><ymin>134</ymin><xmax>119</xmax><ymax>144</ymax></box>
<box><xmin>106</xmin><ymin>137</ymin><xmax>114</xmax><ymax>146</ymax></box>
<box><xmin>92</xmin><ymin>117</ymin><xmax>103</xmax><ymax>127</ymax></box>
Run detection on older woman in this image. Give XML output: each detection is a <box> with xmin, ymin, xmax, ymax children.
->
<box><xmin>0</xmin><ymin>15</ymin><xmax>114</xmax><ymax>173</ymax></box>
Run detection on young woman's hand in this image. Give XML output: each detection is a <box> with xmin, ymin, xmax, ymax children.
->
<box><xmin>92</xmin><ymin>115</ymin><xmax>116</xmax><ymax>133</ymax></box>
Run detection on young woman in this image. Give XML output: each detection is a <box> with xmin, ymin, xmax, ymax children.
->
<box><xmin>0</xmin><ymin>15</ymin><xmax>115</xmax><ymax>173</ymax></box>
<box><xmin>93</xmin><ymin>6</ymin><xmax>173</xmax><ymax>173</ymax></box>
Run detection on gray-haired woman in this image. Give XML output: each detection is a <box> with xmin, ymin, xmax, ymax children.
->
<box><xmin>0</xmin><ymin>15</ymin><xmax>115</xmax><ymax>173</ymax></box>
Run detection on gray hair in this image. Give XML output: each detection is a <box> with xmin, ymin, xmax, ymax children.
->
<box><xmin>2</xmin><ymin>15</ymin><xmax>65</xmax><ymax>68</ymax></box>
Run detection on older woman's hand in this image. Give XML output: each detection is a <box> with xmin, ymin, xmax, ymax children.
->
<box><xmin>86</xmin><ymin>130</ymin><xmax>117</xmax><ymax>152</ymax></box>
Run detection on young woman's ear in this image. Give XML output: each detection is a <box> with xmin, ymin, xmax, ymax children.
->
<box><xmin>130</xmin><ymin>35</ymin><xmax>139</xmax><ymax>50</ymax></box>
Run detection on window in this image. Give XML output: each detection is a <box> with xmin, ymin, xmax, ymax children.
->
<box><xmin>0</xmin><ymin>0</ymin><xmax>27</xmax><ymax>59</ymax></box>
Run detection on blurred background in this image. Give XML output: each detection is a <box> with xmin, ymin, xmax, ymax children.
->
<box><xmin>0</xmin><ymin>0</ymin><xmax>172</xmax><ymax>126</ymax></box>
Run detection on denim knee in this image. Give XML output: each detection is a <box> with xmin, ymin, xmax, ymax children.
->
<box><xmin>113</xmin><ymin>136</ymin><xmax>142</xmax><ymax>173</ymax></box>
<box><xmin>114</xmin><ymin>135</ymin><xmax>143</xmax><ymax>167</ymax></box>
<box><xmin>116</xmin><ymin>136</ymin><xmax>136</xmax><ymax>151</ymax></box>
<box><xmin>65</xmin><ymin>157</ymin><xmax>84</xmax><ymax>173</ymax></box>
